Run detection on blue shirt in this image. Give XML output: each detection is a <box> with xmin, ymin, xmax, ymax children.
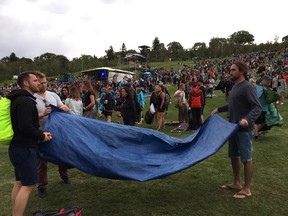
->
<box><xmin>256</xmin><ymin>85</ymin><xmax>268</xmax><ymax>112</ymax></box>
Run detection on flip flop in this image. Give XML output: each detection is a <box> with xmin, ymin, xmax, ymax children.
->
<box><xmin>233</xmin><ymin>192</ymin><xmax>252</xmax><ymax>199</ymax></box>
<box><xmin>220</xmin><ymin>184</ymin><xmax>242</xmax><ymax>190</ymax></box>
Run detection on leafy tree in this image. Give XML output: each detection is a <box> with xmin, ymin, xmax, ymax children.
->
<box><xmin>33</xmin><ymin>53</ymin><xmax>69</xmax><ymax>76</ymax></box>
<box><xmin>126</xmin><ymin>49</ymin><xmax>137</xmax><ymax>55</ymax></box>
<box><xmin>19</xmin><ymin>57</ymin><xmax>33</xmax><ymax>64</ymax></box>
<box><xmin>84</xmin><ymin>55</ymin><xmax>100</xmax><ymax>69</ymax></box>
<box><xmin>37</xmin><ymin>52</ymin><xmax>57</xmax><ymax>61</ymax></box>
<box><xmin>192</xmin><ymin>42</ymin><xmax>207</xmax><ymax>51</ymax></box>
<box><xmin>150</xmin><ymin>37</ymin><xmax>161</xmax><ymax>62</ymax></box>
<box><xmin>9</xmin><ymin>52</ymin><xmax>19</xmax><ymax>62</ymax></box>
<box><xmin>0</xmin><ymin>61</ymin><xmax>9</xmax><ymax>80</ymax></box>
<box><xmin>34</xmin><ymin>53</ymin><xmax>57</xmax><ymax>74</ymax></box>
<box><xmin>55</xmin><ymin>55</ymin><xmax>70</xmax><ymax>74</ymax></box>
<box><xmin>120</xmin><ymin>43</ymin><xmax>127</xmax><ymax>57</ymax></box>
<box><xmin>208</xmin><ymin>38</ymin><xmax>227</xmax><ymax>57</ymax></box>
<box><xmin>167</xmin><ymin>41</ymin><xmax>185</xmax><ymax>61</ymax></box>
<box><xmin>1</xmin><ymin>53</ymin><xmax>19</xmax><ymax>63</ymax></box>
<box><xmin>157</xmin><ymin>43</ymin><xmax>168</xmax><ymax>62</ymax></box>
<box><xmin>105</xmin><ymin>46</ymin><xmax>116</xmax><ymax>61</ymax></box>
<box><xmin>152</xmin><ymin>37</ymin><xmax>161</xmax><ymax>51</ymax></box>
<box><xmin>1</xmin><ymin>56</ymin><xmax>10</xmax><ymax>63</ymax></box>
<box><xmin>192</xmin><ymin>42</ymin><xmax>207</xmax><ymax>58</ymax></box>
<box><xmin>229</xmin><ymin>30</ymin><xmax>254</xmax><ymax>45</ymax></box>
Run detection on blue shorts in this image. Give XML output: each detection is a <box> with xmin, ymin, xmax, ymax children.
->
<box><xmin>228</xmin><ymin>131</ymin><xmax>253</xmax><ymax>162</ymax></box>
<box><xmin>9</xmin><ymin>145</ymin><xmax>38</xmax><ymax>186</ymax></box>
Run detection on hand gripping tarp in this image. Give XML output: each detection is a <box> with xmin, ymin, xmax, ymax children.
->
<box><xmin>40</xmin><ymin>111</ymin><xmax>238</xmax><ymax>181</ymax></box>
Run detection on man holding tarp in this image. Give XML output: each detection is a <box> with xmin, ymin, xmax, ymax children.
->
<box><xmin>34</xmin><ymin>72</ymin><xmax>70</xmax><ymax>198</ymax></box>
<box><xmin>7</xmin><ymin>72</ymin><xmax>52</xmax><ymax>216</ymax></box>
<box><xmin>211</xmin><ymin>61</ymin><xmax>261</xmax><ymax>199</ymax></box>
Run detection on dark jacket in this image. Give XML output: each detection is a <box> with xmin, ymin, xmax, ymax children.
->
<box><xmin>7</xmin><ymin>89</ymin><xmax>45</xmax><ymax>148</ymax></box>
<box><xmin>100</xmin><ymin>92</ymin><xmax>115</xmax><ymax>111</ymax></box>
<box><xmin>121</xmin><ymin>96</ymin><xmax>137</xmax><ymax>123</ymax></box>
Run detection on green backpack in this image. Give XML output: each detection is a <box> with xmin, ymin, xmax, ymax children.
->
<box><xmin>0</xmin><ymin>98</ymin><xmax>13</xmax><ymax>145</ymax></box>
<box><xmin>263</xmin><ymin>86</ymin><xmax>280</xmax><ymax>104</ymax></box>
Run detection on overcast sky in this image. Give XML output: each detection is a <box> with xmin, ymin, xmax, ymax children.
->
<box><xmin>0</xmin><ymin>0</ymin><xmax>286</xmax><ymax>60</ymax></box>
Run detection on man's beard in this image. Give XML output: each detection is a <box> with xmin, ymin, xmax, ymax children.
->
<box><xmin>38</xmin><ymin>86</ymin><xmax>46</xmax><ymax>93</ymax></box>
<box><xmin>230</xmin><ymin>75</ymin><xmax>239</xmax><ymax>82</ymax></box>
<box><xmin>29</xmin><ymin>85</ymin><xmax>39</xmax><ymax>94</ymax></box>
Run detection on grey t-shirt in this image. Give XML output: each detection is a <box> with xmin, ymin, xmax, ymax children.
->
<box><xmin>218</xmin><ymin>80</ymin><xmax>261</xmax><ymax>132</ymax></box>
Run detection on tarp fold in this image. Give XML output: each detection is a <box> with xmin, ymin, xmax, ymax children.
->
<box><xmin>40</xmin><ymin>111</ymin><xmax>238</xmax><ymax>181</ymax></box>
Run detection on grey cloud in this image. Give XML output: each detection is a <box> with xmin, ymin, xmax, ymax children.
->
<box><xmin>0</xmin><ymin>0</ymin><xmax>9</xmax><ymax>6</ymax></box>
<box><xmin>0</xmin><ymin>16</ymin><xmax>72</xmax><ymax>59</ymax></box>
<box><xmin>101</xmin><ymin>0</ymin><xmax>119</xmax><ymax>4</ymax></box>
<box><xmin>101</xmin><ymin>0</ymin><xmax>132</xmax><ymax>4</ymax></box>
<box><xmin>39</xmin><ymin>0</ymin><xmax>70</xmax><ymax>15</ymax></box>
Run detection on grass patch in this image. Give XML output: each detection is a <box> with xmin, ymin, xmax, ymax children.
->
<box><xmin>0</xmin><ymin>86</ymin><xmax>287</xmax><ymax>215</ymax></box>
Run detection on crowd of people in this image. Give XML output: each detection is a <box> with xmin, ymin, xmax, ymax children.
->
<box><xmin>1</xmin><ymin>49</ymin><xmax>287</xmax><ymax>131</ymax></box>
<box><xmin>2</xmin><ymin>48</ymin><xmax>288</xmax><ymax>215</ymax></box>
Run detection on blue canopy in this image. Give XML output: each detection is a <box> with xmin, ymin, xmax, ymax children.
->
<box><xmin>40</xmin><ymin>111</ymin><xmax>238</xmax><ymax>181</ymax></box>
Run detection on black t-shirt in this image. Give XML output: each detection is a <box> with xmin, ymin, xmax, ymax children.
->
<box><xmin>83</xmin><ymin>91</ymin><xmax>93</xmax><ymax>107</ymax></box>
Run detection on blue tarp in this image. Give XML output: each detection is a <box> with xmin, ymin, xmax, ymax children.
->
<box><xmin>40</xmin><ymin>111</ymin><xmax>238</xmax><ymax>181</ymax></box>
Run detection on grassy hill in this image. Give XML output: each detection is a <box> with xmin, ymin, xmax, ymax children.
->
<box><xmin>0</xmin><ymin>83</ymin><xmax>287</xmax><ymax>215</ymax></box>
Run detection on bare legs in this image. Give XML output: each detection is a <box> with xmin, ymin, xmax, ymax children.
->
<box><xmin>156</xmin><ymin>112</ymin><xmax>164</xmax><ymax>131</ymax></box>
<box><xmin>228</xmin><ymin>157</ymin><xmax>253</xmax><ymax>198</ymax></box>
<box><xmin>12</xmin><ymin>181</ymin><xmax>35</xmax><ymax>216</ymax></box>
<box><xmin>242</xmin><ymin>160</ymin><xmax>253</xmax><ymax>195</ymax></box>
<box><xmin>231</xmin><ymin>157</ymin><xmax>242</xmax><ymax>188</ymax></box>
<box><xmin>116</xmin><ymin>111</ymin><xmax>122</xmax><ymax>124</ymax></box>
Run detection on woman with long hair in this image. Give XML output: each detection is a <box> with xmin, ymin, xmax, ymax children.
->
<box><xmin>100</xmin><ymin>86</ymin><xmax>115</xmax><ymax>122</ymax></box>
<box><xmin>154</xmin><ymin>84</ymin><xmax>166</xmax><ymax>131</ymax></box>
<box><xmin>65</xmin><ymin>86</ymin><xmax>83</xmax><ymax>116</ymax></box>
<box><xmin>120</xmin><ymin>87</ymin><xmax>137</xmax><ymax>126</ymax></box>
<box><xmin>60</xmin><ymin>86</ymin><xmax>69</xmax><ymax>103</ymax></box>
<box><xmin>136</xmin><ymin>87</ymin><xmax>145</xmax><ymax>123</ymax></box>
<box><xmin>174</xmin><ymin>83</ymin><xmax>189</xmax><ymax>124</ymax></box>
<box><xmin>82</xmin><ymin>80</ymin><xmax>96</xmax><ymax>118</ymax></box>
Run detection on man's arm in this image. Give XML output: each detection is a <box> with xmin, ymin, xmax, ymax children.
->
<box><xmin>39</xmin><ymin>107</ymin><xmax>52</xmax><ymax>118</ymax></box>
<box><xmin>16</xmin><ymin>100</ymin><xmax>45</xmax><ymax>141</ymax></box>
<box><xmin>53</xmin><ymin>92</ymin><xmax>70</xmax><ymax>112</ymax></box>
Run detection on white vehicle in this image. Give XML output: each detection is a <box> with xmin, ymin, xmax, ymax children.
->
<box><xmin>81</xmin><ymin>67</ymin><xmax>135</xmax><ymax>83</ymax></box>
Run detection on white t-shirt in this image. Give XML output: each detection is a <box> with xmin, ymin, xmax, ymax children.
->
<box><xmin>34</xmin><ymin>91</ymin><xmax>63</xmax><ymax>130</ymax></box>
<box><xmin>208</xmin><ymin>78</ymin><xmax>215</xmax><ymax>89</ymax></box>
<box><xmin>174</xmin><ymin>90</ymin><xmax>187</xmax><ymax>104</ymax></box>
<box><xmin>65</xmin><ymin>98</ymin><xmax>83</xmax><ymax>116</ymax></box>
<box><xmin>272</xmin><ymin>76</ymin><xmax>278</xmax><ymax>88</ymax></box>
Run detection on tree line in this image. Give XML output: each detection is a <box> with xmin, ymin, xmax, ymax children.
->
<box><xmin>0</xmin><ymin>30</ymin><xmax>287</xmax><ymax>82</ymax></box>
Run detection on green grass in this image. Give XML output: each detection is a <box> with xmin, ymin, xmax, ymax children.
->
<box><xmin>0</xmin><ymin>86</ymin><xmax>287</xmax><ymax>216</ymax></box>
<box><xmin>150</xmin><ymin>61</ymin><xmax>195</xmax><ymax>71</ymax></box>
